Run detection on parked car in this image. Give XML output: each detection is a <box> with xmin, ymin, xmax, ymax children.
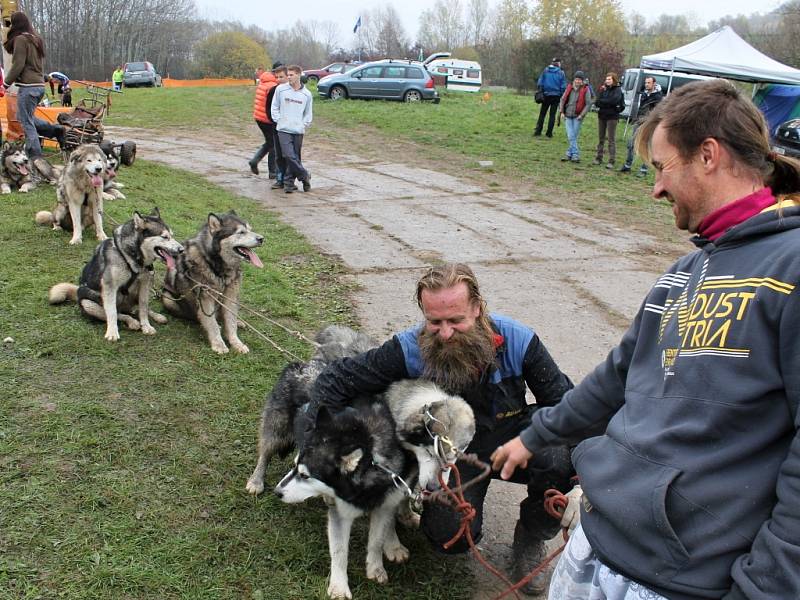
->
<box><xmin>772</xmin><ymin>118</ymin><xmax>800</xmax><ymax>158</ymax></box>
<box><xmin>302</xmin><ymin>62</ymin><xmax>360</xmax><ymax>83</ymax></box>
<box><xmin>123</xmin><ymin>61</ymin><xmax>162</xmax><ymax>88</ymax></box>
<box><xmin>317</xmin><ymin>60</ymin><xmax>439</xmax><ymax>103</ymax></box>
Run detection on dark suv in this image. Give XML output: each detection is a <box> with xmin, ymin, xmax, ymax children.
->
<box><xmin>123</xmin><ymin>62</ymin><xmax>162</xmax><ymax>88</ymax></box>
<box><xmin>772</xmin><ymin>118</ymin><xmax>800</xmax><ymax>158</ymax></box>
<box><xmin>317</xmin><ymin>60</ymin><xmax>439</xmax><ymax>103</ymax></box>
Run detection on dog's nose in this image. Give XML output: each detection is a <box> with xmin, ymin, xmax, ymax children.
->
<box><xmin>177</xmin><ymin>245</ymin><xmax>185</xmax><ymax>254</ymax></box>
<box><xmin>256</xmin><ymin>235</ymin><xmax>264</xmax><ymax>244</ymax></box>
<box><xmin>273</xmin><ymin>487</ymin><xmax>284</xmax><ymax>499</ymax></box>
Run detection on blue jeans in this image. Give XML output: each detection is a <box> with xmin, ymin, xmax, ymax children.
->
<box><xmin>17</xmin><ymin>86</ymin><xmax>45</xmax><ymax>158</ymax></box>
<box><xmin>564</xmin><ymin>117</ymin><xmax>583</xmax><ymax>159</ymax></box>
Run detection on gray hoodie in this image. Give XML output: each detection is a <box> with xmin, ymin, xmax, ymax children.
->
<box><xmin>270</xmin><ymin>83</ymin><xmax>313</xmax><ymax>135</ymax></box>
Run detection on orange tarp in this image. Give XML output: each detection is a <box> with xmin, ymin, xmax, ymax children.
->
<box><xmin>1</xmin><ymin>94</ymin><xmax>72</xmax><ymax>148</ymax></box>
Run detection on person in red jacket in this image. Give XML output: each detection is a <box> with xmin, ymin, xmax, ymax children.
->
<box><xmin>248</xmin><ymin>63</ymin><xmax>286</xmax><ymax>177</ymax></box>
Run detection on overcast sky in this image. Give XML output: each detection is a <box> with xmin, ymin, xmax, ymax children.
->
<box><xmin>196</xmin><ymin>0</ymin><xmax>783</xmax><ymax>44</ymax></box>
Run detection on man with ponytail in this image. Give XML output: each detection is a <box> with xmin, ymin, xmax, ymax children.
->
<box><xmin>493</xmin><ymin>79</ymin><xmax>800</xmax><ymax>599</ymax></box>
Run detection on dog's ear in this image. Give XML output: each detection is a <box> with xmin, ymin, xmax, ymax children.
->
<box><xmin>339</xmin><ymin>447</ymin><xmax>363</xmax><ymax>473</ymax></box>
<box><xmin>133</xmin><ymin>211</ymin><xmax>145</xmax><ymax>230</ymax></box>
<box><xmin>228</xmin><ymin>209</ymin><xmax>238</xmax><ymax>216</ymax></box>
<box><xmin>426</xmin><ymin>401</ymin><xmax>449</xmax><ymax>437</ymax></box>
<box><xmin>150</xmin><ymin>206</ymin><xmax>161</xmax><ymax>218</ymax></box>
<box><xmin>1</xmin><ymin>141</ymin><xmax>9</xmax><ymax>153</ymax></box>
<box><xmin>69</xmin><ymin>149</ymin><xmax>82</xmax><ymax>164</ymax></box>
<box><xmin>207</xmin><ymin>213</ymin><xmax>222</xmax><ymax>233</ymax></box>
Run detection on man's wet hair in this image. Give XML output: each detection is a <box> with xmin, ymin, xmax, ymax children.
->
<box><xmin>636</xmin><ymin>79</ymin><xmax>800</xmax><ymax>196</ymax></box>
<box><xmin>415</xmin><ymin>263</ymin><xmax>492</xmax><ymax>331</ymax></box>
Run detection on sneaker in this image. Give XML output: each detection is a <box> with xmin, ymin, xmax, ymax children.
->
<box><xmin>636</xmin><ymin>170</ymin><xmax>648</xmax><ymax>178</ymax></box>
<box><xmin>570</xmin><ymin>157</ymin><xmax>580</xmax><ymax>163</ymax></box>
<box><xmin>302</xmin><ymin>177</ymin><xmax>311</xmax><ymax>192</ymax></box>
<box><xmin>606</xmin><ymin>162</ymin><xmax>614</xmax><ymax>170</ymax></box>
<box><xmin>619</xmin><ymin>165</ymin><xmax>632</xmax><ymax>173</ymax></box>
<box><xmin>560</xmin><ymin>156</ymin><xmax>571</xmax><ymax>162</ymax></box>
<box><xmin>511</xmin><ymin>522</ymin><xmax>548</xmax><ymax>595</ymax></box>
<box><xmin>284</xmin><ymin>183</ymin><xmax>298</xmax><ymax>194</ymax></box>
<box><xmin>270</xmin><ymin>180</ymin><xmax>284</xmax><ymax>189</ymax></box>
<box><xmin>248</xmin><ymin>160</ymin><xmax>259</xmax><ymax>175</ymax></box>
<box><xmin>533</xmin><ymin>132</ymin><xmax>542</xmax><ymax>137</ymax></box>
<box><xmin>592</xmin><ymin>158</ymin><xmax>602</xmax><ymax>166</ymax></box>
<box><xmin>545</xmin><ymin>133</ymin><xmax>553</xmax><ymax>138</ymax></box>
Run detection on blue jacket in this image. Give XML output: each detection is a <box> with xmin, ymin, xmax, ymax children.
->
<box><xmin>311</xmin><ymin>314</ymin><xmax>573</xmax><ymax>455</ymax></box>
<box><xmin>537</xmin><ymin>65</ymin><xmax>566</xmax><ymax>97</ymax></box>
<box><xmin>521</xmin><ymin>199</ymin><xmax>800</xmax><ymax>599</ymax></box>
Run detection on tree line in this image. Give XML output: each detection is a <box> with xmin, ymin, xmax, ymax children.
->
<box><xmin>12</xmin><ymin>0</ymin><xmax>800</xmax><ymax>87</ymax></box>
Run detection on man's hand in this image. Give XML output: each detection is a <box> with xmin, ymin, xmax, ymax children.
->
<box><xmin>490</xmin><ymin>436</ymin><xmax>533</xmax><ymax>480</ymax></box>
<box><xmin>560</xmin><ymin>485</ymin><xmax>583</xmax><ymax>532</ymax></box>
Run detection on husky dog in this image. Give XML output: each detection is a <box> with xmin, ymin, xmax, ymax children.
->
<box><xmin>99</xmin><ymin>141</ymin><xmax>125</xmax><ymax>201</ymax></box>
<box><xmin>0</xmin><ymin>141</ymin><xmax>35</xmax><ymax>193</ymax></box>
<box><xmin>246</xmin><ymin>325</ymin><xmax>475</xmax><ymax>599</ymax></box>
<box><xmin>48</xmin><ymin>209</ymin><xmax>184</xmax><ymax>341</ymax></box>
<box><xmin>161</xmin><ymin>212</ymin><xmax>264</xmax><ymax>354</ymax></box>
<box><xmin>34</xmin><ymin>144</ymin><xmax>107</xmax><ymax>245</ymax></box>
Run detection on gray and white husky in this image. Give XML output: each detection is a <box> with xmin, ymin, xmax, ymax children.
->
<box><xmin>34</xmin><ymin>143</ymin><xmax>107</xmax><ymax>245</ymax></box>
<box><xmin>245</xmin><ymin>325</ymin><xmax>475</xmax><ymax>599</ymax></box>
<box><xmin>100</xmin><ymin>141</ymin><xmax>126</xmax><ymax>200</ymax></box>
<box><xmin>0</xmin><ymin>141</ymin><xmax>34</xmax><ymax>193</ymax></box>
<box><xmin>161</xmin><ymin>212</ymin><xmax>264</xmax><ymax>354</ymax></box>
<box><xmin>48</xmin><ymin>209</ymin><xmax>184</xmax><ymax>341</ymax></box>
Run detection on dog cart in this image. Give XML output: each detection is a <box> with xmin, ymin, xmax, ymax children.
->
<box><xmin>56</xmin><ymin>81</ymin><xmax>137</xmax><ymax>165</ymax></box>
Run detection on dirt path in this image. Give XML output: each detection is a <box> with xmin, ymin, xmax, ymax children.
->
<box><xmin>107</xmin><ymin>125</ymin><xmax>682</xmax><ymax>598</ymax></box>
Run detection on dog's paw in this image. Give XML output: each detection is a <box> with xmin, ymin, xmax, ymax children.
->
<box><xmin>230</xmin><ymin>341</ymin><xmax>250</xmax><ymax>354</ymax></box>
<box><xmin>1</xmin><ymin>184</ymin><xmax>10</xmax><ymax>194</ymax></box>
<box><xmin>211</xmin><ymin>342</ymin><xmax>229</xmax><ymax>354</ymax></box>
<box><xmin>245</xmin><ymin>478</ymin><xmax>264</xmax><ymax>495</ymax></box>
<box><xmin>69</xmin><ymin>237</ymin><xmax>83</xmax><ymax>245</ymax></box>
<box><xmin>366</xmin><ymin>562</ymin><xmax>388</xmax><ymax>584</ymax></box>
<box><xmin>19</xmin><ymin>185</ymin><xmax>30</xmax><ymax>193</ymax></box>
<box><xmin>102</xmin><ymin>192</ymin><xmax>115</xmax><ymax>201</ymax></box>
<box><xmin>96</xmin><ymin>231</ymin><xmax>108</xmax><ymax>241</ymax></box>
<box><xmin>384</xmin><ymin>542</ymin><xmax>409</xmax><ymax>564</ymax></box>
<box><xmin>150</xmin><ymin>312</ymin><xmax>168</xmax><ymax>324</ymax></box>
<box><xmin>104</xmin><ymin>329</ymin><xmax>120</xmax><ymax>342</ymax></box>
<box><xmin>327</xmin><ymin>581</ymin><xmax>352</xmax><ymax>599</ymax></box>
<box><xmin>140</xmin><ymin>323</ymin><xmax>156</xmax><ymax>335</ymax></box>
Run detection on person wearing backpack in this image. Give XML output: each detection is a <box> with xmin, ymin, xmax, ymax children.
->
<box><xmin>593</xmin><ymin>72</ymin><xmax>625</xmax><ymax>169</ymax></box>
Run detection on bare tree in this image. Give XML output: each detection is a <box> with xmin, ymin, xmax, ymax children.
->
<box><xmin>466</xmin><ymin>0</ymin><xmax>490</xmax><ymax>46</ymax></box>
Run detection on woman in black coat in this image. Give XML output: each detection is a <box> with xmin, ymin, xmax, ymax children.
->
<box><xmin>593</xmin><ymin>72</ymin><xmax>625</xmax><ymax>168</ymax></box>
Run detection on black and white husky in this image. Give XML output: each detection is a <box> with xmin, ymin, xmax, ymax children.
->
<box><xmin>245</xmin><ymin>325</ymin><xmax>475</xmax><ymax>599</ymax></box>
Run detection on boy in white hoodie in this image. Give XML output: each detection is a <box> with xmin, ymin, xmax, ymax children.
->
<box><xmin>270</xmin><ymin>65</ymin><xmax>313</xmax><ymax>193</ymax></box>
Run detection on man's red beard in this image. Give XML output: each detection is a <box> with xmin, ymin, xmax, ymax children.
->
<box><xmin>418</xmin><ymin>320</ymin><xmax>497</xmax><ymax>394</ymax></box>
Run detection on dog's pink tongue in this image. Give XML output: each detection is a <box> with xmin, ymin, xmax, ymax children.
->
<box><xmin>243</xmin><ymin>248</ymin><xmax>263</xmax><ymax>268</ymax></box>
<box><xmin>91</xmin><ymin>174</ymin><xmax>103</xmax><ymax>187</ymax></box>
<box><xmin>164</xmin><ymin>252</ymin><xmax>176</xmax><ymax>271</ymax></box>
<box><xmin>18</xmin><ymin>165</ymin><xmax>29</xmax><ymax>175</ymax></box>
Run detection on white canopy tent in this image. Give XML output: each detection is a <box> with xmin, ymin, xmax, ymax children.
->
<box><xmin>640</xmin><ymin>26</ymin><xmax>800</xmax><ymax>85</ymax></box>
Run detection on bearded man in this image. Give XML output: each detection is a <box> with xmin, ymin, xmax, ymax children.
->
<box><xmin>309</xmin><ymin>262</ymin><xmax>574</xmax><ymax>594</ymax></box>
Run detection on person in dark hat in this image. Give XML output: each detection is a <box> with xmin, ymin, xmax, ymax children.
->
<box><xmin>558</xmin><ymin>70</ymin><xmax>594</xmax><ymax>163</ymax></box>
<box><xmin>534</xmin><ymin>58</ymin><xmax>567</xmax><ymax>138</ymax></box>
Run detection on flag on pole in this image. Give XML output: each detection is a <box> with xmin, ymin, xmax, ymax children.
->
<box><xmin>353</xmin><ymin>16</ymin><xmax>362</xmax><ymax>34</ymax></box>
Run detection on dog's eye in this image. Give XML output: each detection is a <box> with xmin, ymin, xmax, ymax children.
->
<box><xmin>298</xmin><ymin>472</ymin><xmax>309</xmax><ymax>480</ymax></box>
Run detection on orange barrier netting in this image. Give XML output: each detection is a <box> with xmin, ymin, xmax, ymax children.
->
<box><xmin>71</xmin><ymin>78</ymin><xmax>253</xmax><ymax>89</ymax></box>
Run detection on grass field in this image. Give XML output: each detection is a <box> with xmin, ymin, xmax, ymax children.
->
<box><xmin>0</xmin><ymin>161</ymin><xmax>471</xmax><ymax>598</ymax></box>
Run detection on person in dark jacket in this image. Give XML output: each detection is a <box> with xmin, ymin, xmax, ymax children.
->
<box><xmin>592</xmin><ymin>72</ymin><xmax>625</xmax><ymax>169</ymax></box>
<box><xmin>248</xmin><ymin>65</ymin><xmax>286</xmax><ymax>177</ymax></box>
<box><xmin>309</xmin><ymin>263</ymin><xmax>574</xmax><ymax>594</ymax></box>
<box><xmin>620</xmin><ymin>75</ymin><xmax>663</xmax><ymax>175</ymax></box>
<box><xmin>534</xmin><ymin>58</ymin><xmax>567</xmax><ymax>138</ymax></box>
<box><xmin>3</xmin><ymin>11</ymin><xmax>56</xmax><ymax>182</ymax></box>
<box><xmin>492</xmin><ymin>79</ymin><xmax>800</xmax><ymax>600</ymax></box>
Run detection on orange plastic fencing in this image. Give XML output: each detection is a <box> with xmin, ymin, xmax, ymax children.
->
<box><xmin>71</xmin><ymin>78</ymin><xmax>253</xmax><ymax>88</ymax></box>
<box><xmin>0</xmin><ymin>94</ymin><xmax>70</xmax><ymax>149</ymax></box>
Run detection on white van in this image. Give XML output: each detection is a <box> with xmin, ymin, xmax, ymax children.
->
<box><xmin>423</xmin><ymin>52</ymin><xmax>482</xmax><ymax>92</ymax></box>
<box><xmin>620</xmin><ymin>68</ymin><xmax>717</xmax><ymax>118</ymax></box>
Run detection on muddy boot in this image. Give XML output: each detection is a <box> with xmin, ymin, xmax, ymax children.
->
<box><xmin>511</xmin><ymin>521</ymin><xmax>548</xmax><ymax>595</ymax></box>
<box><xmin>33</xmin><ymin>157</ymin><xmax>58</xmax><ymax>185</ymax></box>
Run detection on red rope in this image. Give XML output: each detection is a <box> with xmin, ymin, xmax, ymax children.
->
<box><xmin>432</xmin><ymin>462</ymin><xmax>573</xmax><ymax>600</ymax></box>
